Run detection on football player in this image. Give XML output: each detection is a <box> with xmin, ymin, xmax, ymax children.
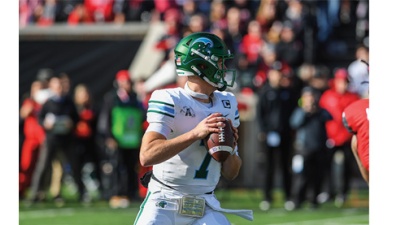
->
<box><xmin>133</xmin><ymin>32</ymin><xmax>253</xmax><ymax>225</ymax></box>
<box><xmin>342</xmin><ymin>60</ymin><xmax>369</xmax><ymax>184</ymax></box>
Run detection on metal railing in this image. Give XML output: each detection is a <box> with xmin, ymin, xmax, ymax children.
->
<box><xmin>19</xmin><ymin>22</ymin><xmax>149</xmax><ymax>41</ymax></box>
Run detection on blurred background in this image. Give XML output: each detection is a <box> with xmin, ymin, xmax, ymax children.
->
<box><xmin>18</xmin><ymin>0</ymin><xmax>370</xmax><ymax>223</ymax></box>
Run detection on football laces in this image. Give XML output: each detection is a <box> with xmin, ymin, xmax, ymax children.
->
<box><xmin>218</xmin><ymin>126</ymin><xmax>225</xmax><ymax>142</ymax></box>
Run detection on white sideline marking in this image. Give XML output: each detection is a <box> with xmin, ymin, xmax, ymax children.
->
<box><xmin>265</xmin><ymin>214</ymin><xmax>369</xmax><ymax>225</ymax></box>
<box><xmin>19</xmin><ymin>208</ymin><xmax>75</xmax><ymax>219</ymax></box>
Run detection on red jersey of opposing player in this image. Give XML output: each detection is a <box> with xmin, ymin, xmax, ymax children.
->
<box><xmin>342</xmin><ymin>98</ymin><xmax>369</xmax><ymax>171</ymax></box>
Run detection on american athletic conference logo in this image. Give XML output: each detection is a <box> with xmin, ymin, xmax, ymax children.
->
<box><xmin>180</xmin><ymin>106</ymin><xmax>196</xmax><ymax>117</ymax></box>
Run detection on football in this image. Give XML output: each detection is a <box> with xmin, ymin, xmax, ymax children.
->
<box><xmin>204</xmin><ymin>120</ymin><xmax>235</xmax><ymax>162</ymax></box>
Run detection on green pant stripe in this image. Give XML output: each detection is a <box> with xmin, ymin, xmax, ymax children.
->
<box><xmin>133</xmin><ymin>191</ymin><xmax>152</xmax><ymax>225</ymax></box>
<box><xmin>133</xmin><ymin>191</ymin><xmax>151</xmax><ymax>225</ymax></box>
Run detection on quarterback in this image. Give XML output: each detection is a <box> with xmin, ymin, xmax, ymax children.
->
<box><xmin>133</xmin><ymin>32</ymin><xmax>253</xmax><ymax>224</ymax></box>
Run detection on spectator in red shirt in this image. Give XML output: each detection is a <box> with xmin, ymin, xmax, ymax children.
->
<box><xmin>85</xmin><ymin>0</ymin><xmax>114</xmax><ymax>22</ymax></box>
<box><xmin>19</xmin><ymin>81</ymin><xmax>46</xmax><ymax>199</ymax></box>
<box><xmin>67</xmin><ymin>2</ymin><xmax>93</xmax><ymax>25</ymax></box>
<box><xmin>240</xmin><ymin>20</ymin><xmax>264</xmax><ymax>66</ymax></box>
<box><xmin>68</xmin><ymin>0</ymin><xmax>114</xmax><ymax>25</ymax></box>
<box><xmin>153</xmin><ymin>0</ymin><xmax>178</xmax><ymax>18</ymax></box>
<box><xmin>318</xmin><ymin>68</ymin><xmax>360</xmax><ymax>207</ymax></box>
<box><xmin>163</xmin><ymin>8</ymin><xmax>182</xmax><ymax>37</ymax></box>
<box><xmin>320</xmin><ymin>69</ymin><xmax>360</xmax><ymax>147</ymax></box>
<box><xmin>19</xmin><ymin>0</ymin><xmax>44</xmax><ymax>26</ymax></box>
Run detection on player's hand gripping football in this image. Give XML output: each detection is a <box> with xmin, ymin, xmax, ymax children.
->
<box><xmin>191</xmin><ymin>112</ymin><xmax>227</xmax><ymax>140</ymax></box>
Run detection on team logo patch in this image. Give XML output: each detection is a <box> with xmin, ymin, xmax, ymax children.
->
<box><xmin>222</xmin><ymin>100</ymin><xmax>231</xmax><ymax>109</ymax></box>
<box><xmin>156</xmin><ymin>200</ymin><xmax>168</xmax><ymax>208</ymax></box>
<box><xmin>180</xmin><ymin>106</ymin><xmax>195</xmax><ymax>117</ymax></box>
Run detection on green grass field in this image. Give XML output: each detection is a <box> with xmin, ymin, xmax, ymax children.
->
<box><xmin>19</xmin><ymin>189</ymin><xmax>369</xmax><ymax>225</ymax></box>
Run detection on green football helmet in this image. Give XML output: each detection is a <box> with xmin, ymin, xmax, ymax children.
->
<box><xmin>174</xmin><ymin>32</ymin><xmax>236</xmax><ymax>91</ymax></box>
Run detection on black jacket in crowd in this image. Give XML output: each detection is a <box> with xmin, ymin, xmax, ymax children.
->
<box><xmin>289</xmin><ymin>106</ymin><xmax>332</xmax><ymax>155</ymax></box>
<box><xmin>257</xmin><ymin>83</ymin><xmax>298</xmax><ymax>135</ymax></box>
<box><xmin>38</xmin><ymin>95</ymin><xmax>79</xmax><ymax>139</ymax></box>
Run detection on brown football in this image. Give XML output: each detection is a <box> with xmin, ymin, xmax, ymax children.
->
<box><xmin>204</xmin><ymin>120</ymin><xmax>235</xmax><ymax>162</ymax></box>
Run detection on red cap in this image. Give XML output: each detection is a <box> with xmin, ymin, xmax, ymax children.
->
<box><xmin>115</xmin><ymin>70</ymin><xmax>131</xmax><ymax>81</ymax></box>
<box><xmin>334</xmin><ymin>68</ymin><xmax>349</xmax><ymax>81</ymax></box>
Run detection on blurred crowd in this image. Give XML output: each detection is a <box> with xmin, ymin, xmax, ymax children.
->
<box><xmin>19</xmin><ymin>0</ymin><xmax>370</xmax><ymax>94</ymax></box>
<box><xmin>19</xmin><ymin>0</ymin><xmax>369</xmax><ymax>210</ymax></box>
<box><xmin>19</xmin><ymin>68</ymin><xmax>149</xmax><ymax>208</ymax></box>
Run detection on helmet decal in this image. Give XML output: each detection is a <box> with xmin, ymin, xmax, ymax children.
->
<box><xmin>189</xmin><ymin>37</ymin><xmax>214</xmax><ymax>49</ymax></box>
<box><xmin>189</xmin><ymin>37</ymin><xmax>217</xmax><ymax>68</ymax></box>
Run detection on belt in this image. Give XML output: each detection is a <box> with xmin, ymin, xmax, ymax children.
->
<box><xmin>151</xmin><ymin>174</ymin><xmax>213</xmax><ymax>195</ymax></box>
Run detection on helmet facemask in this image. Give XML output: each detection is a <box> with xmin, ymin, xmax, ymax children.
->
<box><xmin>174</xmin><ymin>33</ymin><xmax>236</xmax><ymax>91</ymax></box>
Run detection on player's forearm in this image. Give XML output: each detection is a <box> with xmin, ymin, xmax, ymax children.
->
<box><xmin>140</xmin><ymin>131</ymin><xmax>199</xmax><ymax>167</ymax></box>
<box><xmin>221</xmin><ymin>154</ymin><xmax>242</xmax><ymax>180</ymax></box>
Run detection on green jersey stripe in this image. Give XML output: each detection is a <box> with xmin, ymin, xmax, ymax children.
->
<box><xmin>148</xmin><ymin>110</ymin><xmax>175</xmax><ymax>118</ymax></box>
<box><xmin>148</xmin><ymin>100</ymin><xmax>174</xmax><ymax>107</ymax></box>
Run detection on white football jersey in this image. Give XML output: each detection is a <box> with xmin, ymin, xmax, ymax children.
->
<box><xmin>146</xmin><ymin>87</ymin><xmax>240</xmax><ymax>194</ymax></box>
